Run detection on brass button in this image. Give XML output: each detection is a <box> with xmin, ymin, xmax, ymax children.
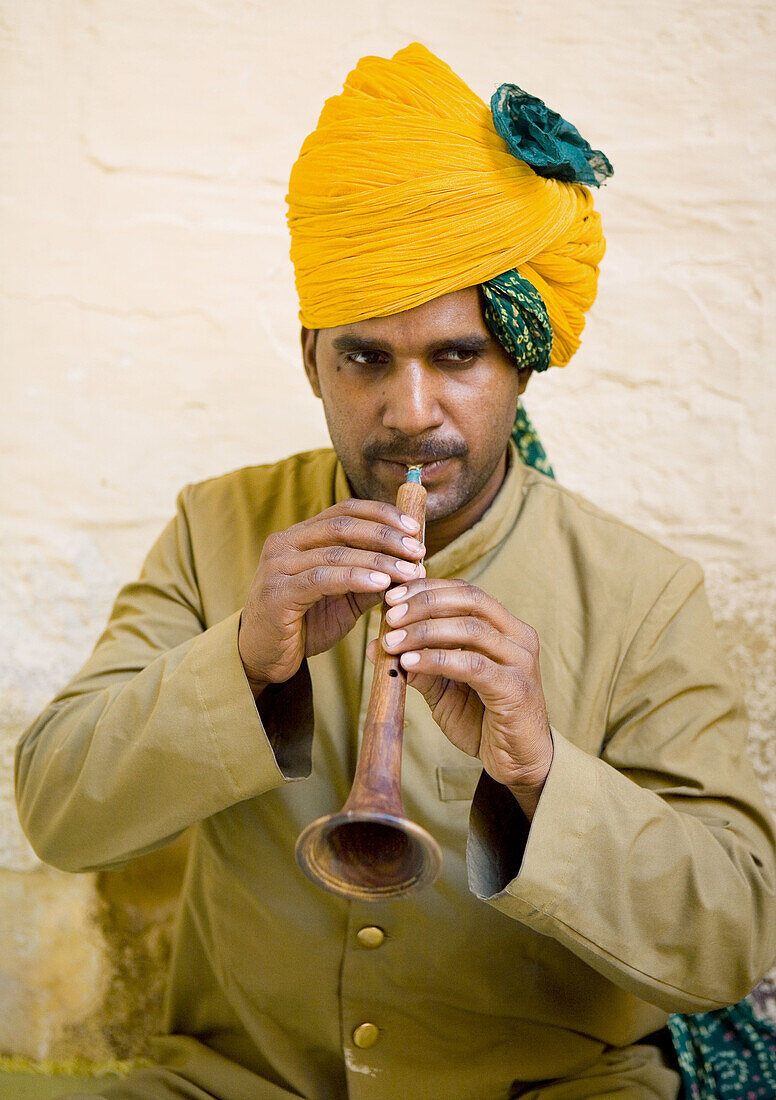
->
<box><xmin>353</xmin><ymin>1022</ymin><xmax>379</xmax><ymax>1049</ymax></box>
<box><xmin>356</xmin><ymin>926</ymin><xmax>385</xmax><ymax>949</ymax></box>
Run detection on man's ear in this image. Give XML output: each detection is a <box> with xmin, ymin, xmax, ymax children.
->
<box><xmin>301</xmin><ymin>327</ymin><xmax>321</xmax><ymax>398</ymax></box>
<box><xmin>517</xmin><ymin>366</ymin><xmax>533</xmax><ymax>396</ymax></box>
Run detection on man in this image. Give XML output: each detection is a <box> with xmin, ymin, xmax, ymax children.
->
<box><xmin>15</xmin><ymin>43</ymin><xmax>776</xmax><ymax>1100</ymax></box>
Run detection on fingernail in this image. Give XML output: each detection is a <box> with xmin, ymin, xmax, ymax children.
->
<box><xmin>386</xmin><ymin>585</ymin><xmax>407</xmax><ymax>603</ymax></box>
<box><xmin>401</xmin><ymin>536</ymin><xmax>424</xmax><ymax>553</ymax></box>
<box><xmin>386</xmin><ymin>603</ymin><xmax>407</xmax><ymax>624</ymax></box>
<box><xmin>384</xmin><ymin>629</ymin><xmax>406</xmax><ymax>646</ymax></box>
<box><xmin>395</xmin><ymin>559</ymin><xmax>416</xmax><ymax>577</ymax></box>
<box><xmin>400</xmin><ymin>514</ymin><xmax>421</xmax><ymax>533</ymax></box>
<box><xmin>369</xmin><ymin>571</ymin><xmax>391</xmax><ymax>586</ymax></box>
<box><xmin>401</xmin><ymin>652</ymin><xmax>420</xmax><ymax>668</ymax></box>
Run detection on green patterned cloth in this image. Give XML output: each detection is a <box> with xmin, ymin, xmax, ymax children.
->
<box><xmin>510</xmin><ymin>401</ymin><xmax>554</xmax><ymax>479</ymax></box>
<box><xmin>481</xmin><ymin>269</ymin><xmax>554</xmax><ymax>375</ymax></box>
<box><xmin>668</xmin><ymin>1001</ymin><xmax>776</xmax><ymax>1100</ymax></box>
<box><xmin>480</xmin><ymin>268</ymin><xmax>555</xmax><ymax>479</ymax></box>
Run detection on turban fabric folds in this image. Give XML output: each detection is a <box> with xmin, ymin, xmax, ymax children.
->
<box><xmin>287</xmin><ymin>42</ymin><xmax>611</xmax><ymax>370</ymax></box>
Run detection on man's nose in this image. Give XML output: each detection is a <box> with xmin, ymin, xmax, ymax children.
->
<box><xmin>381</xmin><ymin>361</ymin><xmax>444</xmax><ymax>435</ymax></box>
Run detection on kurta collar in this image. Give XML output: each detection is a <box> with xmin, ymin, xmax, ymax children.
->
<box><xmin>333</xmin><ymin>440</ymin><xmax>529</xmax><ymax>579</ymax></box>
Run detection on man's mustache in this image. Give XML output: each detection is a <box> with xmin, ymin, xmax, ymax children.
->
<box><xmin>363</xmin><ymin>437</ymin><xmax>468</xmax><ymax>464</ymax></box>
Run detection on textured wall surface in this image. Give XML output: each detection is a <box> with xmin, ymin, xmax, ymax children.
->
<box><xmin>2</xmin><ymin>0</ymin><xmax>775</xmax><ymax>1061</ymax></box>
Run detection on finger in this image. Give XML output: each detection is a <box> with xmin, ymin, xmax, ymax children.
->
<box><xmin>285</xmin><ymin>546</ymin><xmax>425</xmax><ymax>587</ymax></box>
<box><xmin>320</xmin><ymin>498</ymin><xmax>422</xmax><ymax>534</ymax></box>
<box><xmin>398</xmin><ymin>647</ymin><xmax>510</xmax><ymax>709</ymax></box>
<box><xmin>385</xmin><ymin>582</ymin><xmax>537</xmax><ymax>649</ymax></box>
<box><xmin>285</xmin><ymin>565</ymin><xmax>394</xmax><ymax>611</ymax></box>
<box><xmin>283</xmin><ymin>503</ymin><xmax>425</xmax><ymax>559</ymax></box>
<box><xmin>385</xmin><ymin>578</ymin><xmax>464</xmax><ymax>605</ymax></box>
<box><xmin>382</xmin><ymin>615</ymin><xmax>522</xmax><ymax>666</ymax></box>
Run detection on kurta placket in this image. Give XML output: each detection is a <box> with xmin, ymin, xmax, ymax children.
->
<box><xmin>339</xmin><ymin>602</ymin><xmax>387</xmax><ymax>1091</ymax></box>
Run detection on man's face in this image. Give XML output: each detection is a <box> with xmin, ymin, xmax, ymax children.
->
<box><xmin>302</xmin><ymin>286</ymin><xmax>530</xmax><ymax>544</ymax></box>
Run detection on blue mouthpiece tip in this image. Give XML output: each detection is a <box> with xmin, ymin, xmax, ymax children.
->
<box><xmin>406</xmin><ymin>466</ymin><xmax>422</xmax><ymax>484</ymax></box>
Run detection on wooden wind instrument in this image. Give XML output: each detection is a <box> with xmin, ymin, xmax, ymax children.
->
<box><xmin>295</xmin><ymin>466</ymin><xmax>443</xmax><ymax>900</ymax></box>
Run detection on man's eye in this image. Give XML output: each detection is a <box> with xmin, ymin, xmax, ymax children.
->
<box><xmin>437</xmin><ymin>349</ymin><xmax>479</xmax><ymax>364</ymax></box>
<box><xmin>345</xmin><ymin>351</ymin><xmax>387</xmax><ymax>366</ymax></box>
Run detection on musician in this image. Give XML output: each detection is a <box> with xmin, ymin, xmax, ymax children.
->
<box><xmin>16</xmin><ymin>44</ymin><xmax>776</xmax><ymax>1099</ymax></box>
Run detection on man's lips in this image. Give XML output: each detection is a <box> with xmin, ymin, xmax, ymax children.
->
<box><xmin>375</xmin><ymin>457</ymin><xmax>456</xmax><ymax>480</ymax></box>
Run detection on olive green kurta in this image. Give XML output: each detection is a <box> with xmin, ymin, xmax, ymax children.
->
<box><xmin>15</xmin><ymin>445</ymin><xmax>776</xmax><ymax>1100</ymax></box>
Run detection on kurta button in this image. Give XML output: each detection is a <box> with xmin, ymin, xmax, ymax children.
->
<box><xmin>356</xmin><ymin>926</ymin><xmax>385</xmax><ymax>948</ymax></box>
<box><xmin>353</xmin><ymin>1022</ymin><xmax>379</xmax><ymax>1048</ymax></box>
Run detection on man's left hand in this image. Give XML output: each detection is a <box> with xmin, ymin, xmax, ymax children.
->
<box><xmin>367</xmin><ymin>578</ymin><xmax>554</xmax><ymax>822</ymax></box>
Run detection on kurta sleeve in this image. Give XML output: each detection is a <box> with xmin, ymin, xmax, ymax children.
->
<box><xmin>468</xmin><ymin>560</ymin><xmax>776</xmax><ymax>1013</ymax></box>
<box><xmin>15</xmin><ymin>487</ymin><xmax>313</xmax><ymax>873</ymax></box>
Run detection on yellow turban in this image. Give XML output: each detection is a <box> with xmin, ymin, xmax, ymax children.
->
<box><xmin>287</xmin><ymin>43</ymin><xmax>608</xmax><ymax>368</ymax></box>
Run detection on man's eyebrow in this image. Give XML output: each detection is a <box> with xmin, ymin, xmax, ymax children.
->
<box><xmin>330</xmin><ymin>334</ymin><xmax>491</xmax><ymax>354</ymax></box>
<box><xmin>330</xmin><ymin>335</ymin><xmax>387</xmax><ymax>352</ymax></box>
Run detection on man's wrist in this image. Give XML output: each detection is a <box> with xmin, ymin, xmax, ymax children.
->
<box><xmin>505</xmin><ymin>741</ymin><xmax>554</xmax><ymax>823</ymax></box>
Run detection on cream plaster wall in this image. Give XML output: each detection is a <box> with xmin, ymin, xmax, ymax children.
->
<box><xmin>2</xmin><ymin>0</ymin><xmax>775</xmax><ymax>1061</ymax></box>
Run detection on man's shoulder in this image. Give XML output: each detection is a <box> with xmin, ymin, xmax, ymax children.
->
<box><xmin>519</xmin><ymin>467</ymin><xmax>704</xmax><ymax>594</ymax></box>
<box><xmin>177</xmin><ymin>448</ymin><xmax>340</xmax><ymax>524</ymax></box>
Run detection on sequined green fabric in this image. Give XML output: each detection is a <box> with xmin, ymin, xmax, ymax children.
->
<box><xmin>510</xmin><ymin>402</ymin><xmax>554</xmax><ymax>478</ymax></box>
<box><xmin>668</xmin><ymin>1001</ymin><xmax>776</xmax><ymax>1100</ymax></box>
<box><xmin>491</xmin><ymin>82</ymin><xmax>613</xmax><ymax>188</ymax></box>
<box><xmin>480</xmin><ymin>269</ymin><xmax>554</xmax><ymax>479</ymax></box>
<box><xmin>481</xmin><ymin>270</ymin><xmax>553</xmax><ymax>375</ymax></box>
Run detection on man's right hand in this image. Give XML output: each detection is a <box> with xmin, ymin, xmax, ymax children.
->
<box><xmin>238</xmin><ymin>499</ymin><xmax>425</xmax><ymax>696</ymax></box>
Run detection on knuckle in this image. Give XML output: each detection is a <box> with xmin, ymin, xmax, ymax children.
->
<box><xmin>468</xmin><ymin>584</ymin><xmax>486</xmax><ymax>607</ymax></box>
<box><xmin>467</xmin><ymin>651</ymin><xmax>488</xmax><ymax>676</ymax></box>
<box><xmin>262</xmin><ymin>574</ymin><xmax>285</xmax><ymax>604</ymax></box>
<box><xmin>307</xmin><ymin>565</ymin><xmax>327</xmax><ymax>590</ymax></box>
<box><xmin>436</xmin><ymin>647</ymin><xmax>451</xmax><ymax>670</ymax></box>
<box><xmin>323</xmin><ymin>545</ymin><xmax>350</xmax><ymax>567</ymax></box>
<box><xmin>515</xmin><ymin>644</ymin><xmax>539</xmax><ymax>678</ymax></box>
<box><xmin>510</xmin><ymin>668</ymin><xmax>532</xmax><ymax>695</ymax></box>
<box><xmin>262</xmin><ymin>531</ymin><xmax>282</xmax><ymax>557</ymax></box>
<box><xmin>464</xmin><ymin>616</ymin><xmax>487</xmax><ymax>641</ymax></box>
<box><xmin>522</xmin><ymin>623</ymin><xmax>540</xmax><ymax>653</ymax></box>
<box><xmin>329</xmin><ymin>515</ymin><xmax>355</xmax><ymax>538</ymax></box>
<box><xmin>419</xmin><ymin>588</ymin><xmax>437</xmax><ymax>612</ymax></box>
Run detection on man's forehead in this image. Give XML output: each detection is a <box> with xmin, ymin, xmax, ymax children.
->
<box><xmin>321</xmin><ymin>286</ymin><xmax>489</xmax><ymax>345</ymax></box>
